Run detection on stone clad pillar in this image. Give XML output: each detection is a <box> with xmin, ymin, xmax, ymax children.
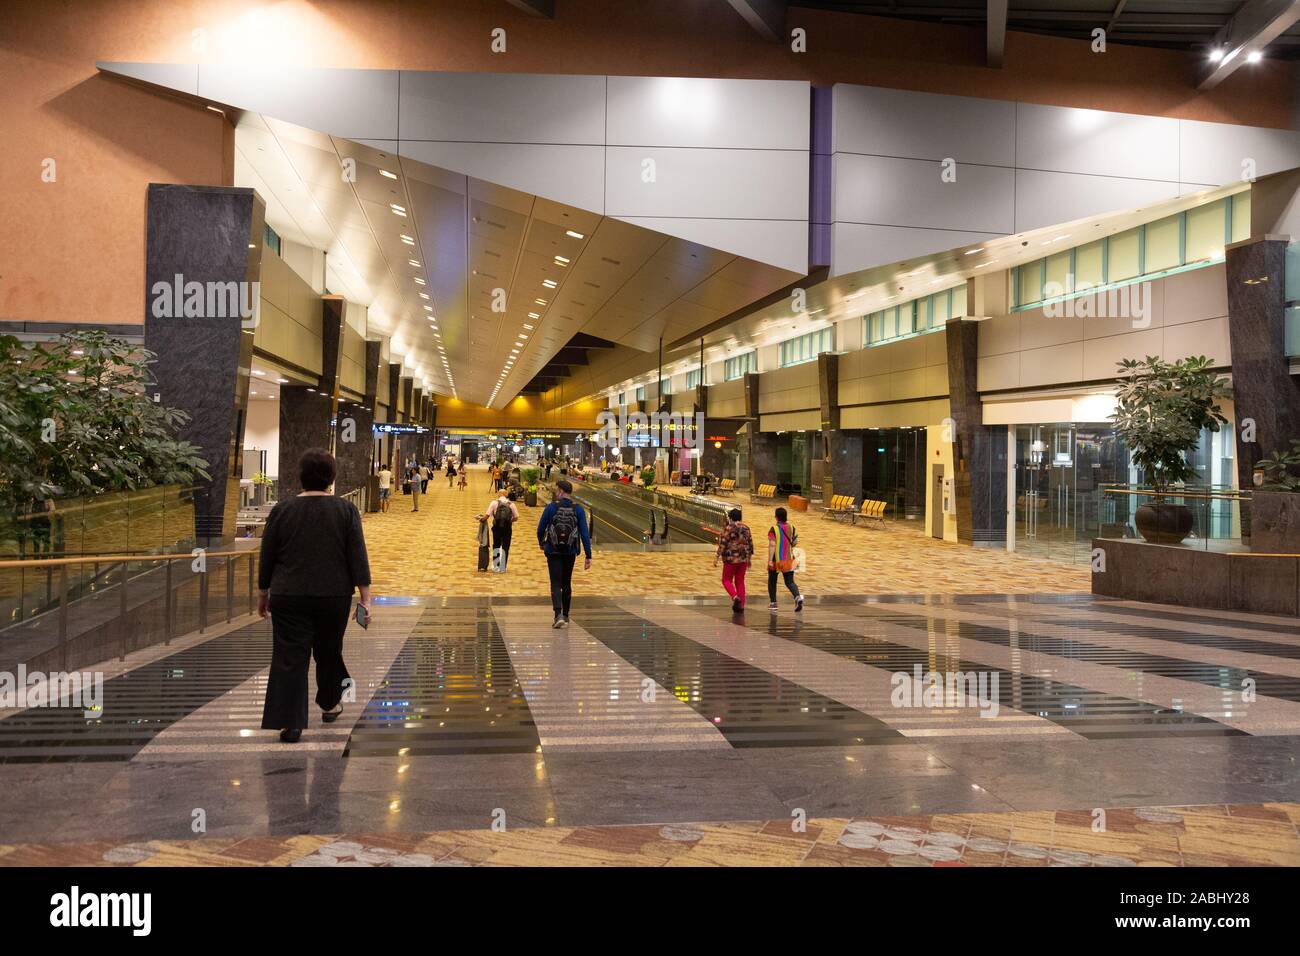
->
<box><xmin>144</xmin><ymin>183</ymin><xmax>265</xmax><ymax>545</ymax></box>
<box><xmin>945</xmin><ymin>317</ymin><xmax>1006</xmax><ymax>546</ymax></box>
<box><xmin>744</xmin><ymin>371</ymin><xmax>777</xmax><ymax>489</ymax></box>
<box><xmin>1226</xmin><ymin>236</ymin><xmax>1300</xmax><ymax>501</ymax></box>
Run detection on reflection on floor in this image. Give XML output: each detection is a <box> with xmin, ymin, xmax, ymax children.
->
<box><xmin>1</xmin><ymin>592</ymin><xmax>1297</xmax><ymax>865</ymax></box>
<box><xmin>4</xmin><ymin>803</ymin><xmax>1299</xmax><ymax>867</ymax></box>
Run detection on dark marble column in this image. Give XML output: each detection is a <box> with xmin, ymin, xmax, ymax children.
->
<box><xmin>742</xmin><ymin>372</ymin><xmax>774</xmax><ymax>489</ymax></box>
<box><xmin>401</xmin><ymin>378</ymin><xmax>414</xmax><ymax>424</ymax></box>
<box><xmin>945</xmin><ymin>318</ymin><xmax>1007</xmax><ymax>546</ymax></box>
<box><xmin>385</xmin><ymin>363</ymin><xmax>401</xmax><ymax>467</ymax></box>
<box><xmin>818</xmin><ymin>353</ymin><xmax>850</xmax><ymax>500</ymax></box>
<box><xmin>334</xmin><ymin>337</ymin><xmax>380</xmax><ymax>498</ymax></box>
<box><xmin>144</xmin><ymin>183</ymin><xmax>265</xmax><ymax>545</ymax></box>
<box><xmin>1226</xmin><ymin>237</ymin><xmax>1300</xmax><ymax>519</ymax></box>
<box><xmin>319</xmin><ymin>297</ymin><xmax>346</xmax><ymax>454</ymax></box>
<box><xmin>278</xmin><ymin>386</ymin><xmax>333</xmax><ymax>498</ymax></box>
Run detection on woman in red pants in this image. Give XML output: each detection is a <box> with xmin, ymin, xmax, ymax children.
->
<box><xmin>714</xmin><ymin>507</ymin><xmax>754</xmax><ymax>613</ymax></box>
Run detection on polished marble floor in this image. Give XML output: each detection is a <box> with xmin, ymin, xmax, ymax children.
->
<box><xmin>0</xmin><ymin>593</ymin><xmax>1297</xmax><ymax>866</ymax></box>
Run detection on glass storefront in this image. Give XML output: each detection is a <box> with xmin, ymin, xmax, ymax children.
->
<box><xmin>775</xmin><ymin>432</ymin><xmax>814</xmax><ymax>495</ymax></box>
<box><xmin>1012</xmin><ymin>422</ymin><xmax>1238</xmax><ymax>563</ymax></box>
<box><xmin>862</xmin><ymin>427</ymin><xmax>928</xmax><ymax>519</ymax></box>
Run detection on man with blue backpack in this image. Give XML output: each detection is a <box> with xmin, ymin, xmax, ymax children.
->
<box><xmin>537</xmin><ymin>479</ymin><xmax>593</xmax><ymax>628</ymax></box>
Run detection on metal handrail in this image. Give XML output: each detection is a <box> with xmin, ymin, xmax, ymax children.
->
<box><xmin>0</xmin><ymin>549</ymin><xmax>252</xmax><ymax>570</ymax></box>
<box><xmin>1100</xmin><ymin>487</ymin><xmax>1250</xmax><ymax>502</ymax></box>
<box><xmin>1</xmin><ymin>548</ymin><xmax>259</xmax><ymax>670</ymax></box>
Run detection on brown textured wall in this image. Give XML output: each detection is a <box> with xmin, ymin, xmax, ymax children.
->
<box><xmin>2</xmin><ymin>0</ymin><xmax>1296</xmax><ymax>329</ymax></box>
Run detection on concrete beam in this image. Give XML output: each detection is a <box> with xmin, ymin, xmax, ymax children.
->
<box><xmin>724</xmin><ymin>0</ymin><xmax>785</xmax><ymax>42</ymax></box>
<box><xmin>1199</xmin><ymin>0</ymin><xmax>1300</xmax><ymax>90</ymax></box>
<box><xmin>504</xmin><ymin>0</ymin><xmax>554</xmax><ymax>17</ymax></box>
<box><xmin>987</xmin><ymin>0</ymin><xmax>1008</xmax><ymax>68</ymax></box>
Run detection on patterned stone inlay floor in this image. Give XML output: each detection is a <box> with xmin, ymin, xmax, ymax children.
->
<box><xmin>3</xmin><ymin>802</ymin><xmax>1297</xmax><ymax>867</ymax></box>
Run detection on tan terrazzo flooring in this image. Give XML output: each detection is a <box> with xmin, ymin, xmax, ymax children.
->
<box><xmin>5</xmin><ymin>802</ymin><xmax>1296</xmax><ymax>867</ymax></box>
<box><xmin>363</xmin><ymin>467</ymin><xmax>1090</xmax><ymax>598</ymax></box>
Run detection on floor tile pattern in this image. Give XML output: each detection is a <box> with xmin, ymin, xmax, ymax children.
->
<box><xmin>4</xmin><ymin>802</ymin><xmax>1297</xmax><ymax>867</ymax></box>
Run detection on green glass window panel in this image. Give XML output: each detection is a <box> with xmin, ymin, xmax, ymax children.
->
<box><xmin>1231</xmin><ymin>191</ymin><xmax>1251</xmax><ymax>243</ymax></box>
<box><xmin>1108</xmin><ymin>229</ymin><xmax>1141</xmax><ymax>282</ymax></box>
<box><xmin>1018</xmin><ymin>260</ymin><xmax>1043</xmax><ymax>305</ymax></box>
<box><xmin>1074</xmin><ymin>240</ymin><xmax>1105</xmax><ymax>290</ymax></box>
<box><xmin>1144</xmin><ymin>214</ymin><xmax>1182</xmax><ymax>274</ymax></box>
<box><xmin>1185</xmin><ymin>199</ymin><xmax>1227</xmax><ymax>264</ymax></box>
<box><xmin>1044</xmin><ymin>251</ymin><xmax>1072</xmax><ymax>298</ymax></box>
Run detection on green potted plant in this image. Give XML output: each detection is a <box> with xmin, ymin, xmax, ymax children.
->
<box><xmin>1110</xmin><ymin>355</ymin><xmax>1230</xmax><ymax>544</ymax></box>
<box><xmin>640</xmin><ymin>466</ymin><xmax>656</xmax><ymax>490</ymax></box>
<box><xmin>521</xmin><ymin>467</ymin><xmax>541</xmax><ymax>507</ymax></box>
<box><xmin>1251</xmin><ymin>439</ymin><xmax>1300</xmax><ymax>554</ymax></box>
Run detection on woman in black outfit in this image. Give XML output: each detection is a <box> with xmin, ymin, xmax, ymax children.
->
<box><xmin>258</xmin><ymin>449</ymin><xmax>372</xmax><ymax>743</ymax></box>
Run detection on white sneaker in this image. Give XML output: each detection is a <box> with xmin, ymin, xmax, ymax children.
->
<box><xmin>552</xmin><ymin>616</ymin><xmax>564</xmax><ymax>629</ymax></box>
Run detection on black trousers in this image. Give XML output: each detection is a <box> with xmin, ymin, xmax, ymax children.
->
<box><xmin>767</xmin><ymin>569</ymin><xmax>800</xmax><ymax>602</ymax></box>
<box><xmin>493</xmin><ymin>526</ymin><xmax>513</xmax><ymax>566</ymax></box>
<box><xmin>546</xmin><ymin>553</ymin><xmax>577</xmax><ymax>616</ymax></box>
<box><xmin>261</xmin><ymin>594</ymin><xmax>353</xmax><ymax>730</ymax></box>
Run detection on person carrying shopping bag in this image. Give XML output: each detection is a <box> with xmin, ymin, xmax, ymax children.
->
<box><xmin>766</xmin><ymin>506</ymin><xmax>804</xmax><ymax>613</ymax></box>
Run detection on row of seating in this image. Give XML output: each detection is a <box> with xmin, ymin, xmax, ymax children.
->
<box><xmin>750</xmin><ymin>483</ymin><xmax>776</xmax><ymax>501</ymax></box>
<box><xmin>716</xmin><ymin>478</ymin><xmax>737</xmax><ymax>494</ymax></box>
<box><xmin>822</xmin><ymin>495</ymin><xmax>888</xmax><ymax>528</ymax></box>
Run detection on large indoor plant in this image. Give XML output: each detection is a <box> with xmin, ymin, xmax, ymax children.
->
<box><xmin>1110</xmin><ymin>355</ymin><xmax>1230</xmax><ymax>544</ymax></box>
<box><xmin>521</xmin><ymin>467</ymin><xmax>540</xmax><ymax>507</ymax></box>
<box><xmin>0</xmin><ymin>330</ymin><xmax>210</xmax><ymax>514</ymax></box>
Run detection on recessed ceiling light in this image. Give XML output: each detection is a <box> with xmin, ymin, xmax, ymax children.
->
<box><xmin>409</xmin><ymin>259</ymin><xmax>421</xmax><ymax>267</ymax></box>
<box><xmin>523</xmin><ymin>323</ymin><xmax>535</xmax><ymax>329</ymax></box>
<box><xmin>542</xmin><ymin>279</ymin><xmax>557</xmax><ymax>288</ymax></box>
<box><xmin>400</xmin><ymin>235</ymin><xmax>415</xmax><ymax>245</ymax></box>
<box><xmin>419</xmin><ymin>293</ymin><xmax>429</xmax><ymax>300</ymax></box>
<box><xmin>1247</xmin><ymin>50</ymin><xmax>1263</xmax><ymax>64</ymax></box>
<box><xmin>380</xmin><ymin>169</ymin><xmax>398</xmax><ymax>179</ymax></box>
<box><xmin>566</xmin><ymin>230</ymin><xmax>584</xmax><ymax>239</ymax></box>
<box><xmin>527</xmin><ymin>313</ymin><xmax>540</xmax><ymax>319</ymax></box>
<box><xmin>554</xmin><ymin>256</ymin><xmax>570</xmax><ymax>265</ymax></box>
<box><xmin>534</xmin><ymin>298</ymin><xmax>547</xmax><ymax>305</ymax></box>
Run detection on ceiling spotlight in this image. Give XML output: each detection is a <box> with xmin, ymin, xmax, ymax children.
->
<box><xmin>1209</xmin><ymin>47</ymin><xmax>1225</xmax><ymax>63</ymax></box>
<box><xmin>1247</xmin><ymin>50</ymin><xmax>1263</xmax><ymax>64</ymax></box>
<box><xmin>566</xmin><ymin>230</ymin><xmax>584</xmax><ymax>239</ymax></box>
<box><xmin>380</xmin><ymin>169</ymin><xmax>398</xmax><ymax>179</ymax></box>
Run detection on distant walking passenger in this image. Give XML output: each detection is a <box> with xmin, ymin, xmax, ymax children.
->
<box><xmin>259</xmin><ymin>449</ymin><xmax>371</xmax><ymax>743</ymax></box>
<box><xmin>408</xmin><ymin>464</ymin><xmax>421</xmax><ymax>511</ymax></box>
<box><xmin>537</xmin><ymin>479</ymin><xmax>592</xmax><ymax>628</ymax></box>
<box><xmin>446</xmin><ymin>458</ymin><xmax>456</xmax><ymax>487</ymax></box>
<box><xmin>766</xmin><ymin>506</ymin><xmax>803</xmax><ymax>613</ymax></box>
<box><xmin>377</xmin><ymin>464</ymin><xmax>393</xmax><ymax>513</ymax></box>
<box><xmin>714</xmin><ymin>507</ymin><xmax>754</xmax><ymax>613</ymax></box>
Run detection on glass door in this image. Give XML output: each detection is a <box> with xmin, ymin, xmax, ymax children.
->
<box><xmin>1014</xmin><ymin>424</ymin><xmax>1079</xmax><ymax>562</ymax></box>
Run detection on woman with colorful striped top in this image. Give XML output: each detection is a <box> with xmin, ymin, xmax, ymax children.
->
<box><xmin>766</xmin><ymin>506</ymin><xmax>803</xmax><ymax>612</ymax></box>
